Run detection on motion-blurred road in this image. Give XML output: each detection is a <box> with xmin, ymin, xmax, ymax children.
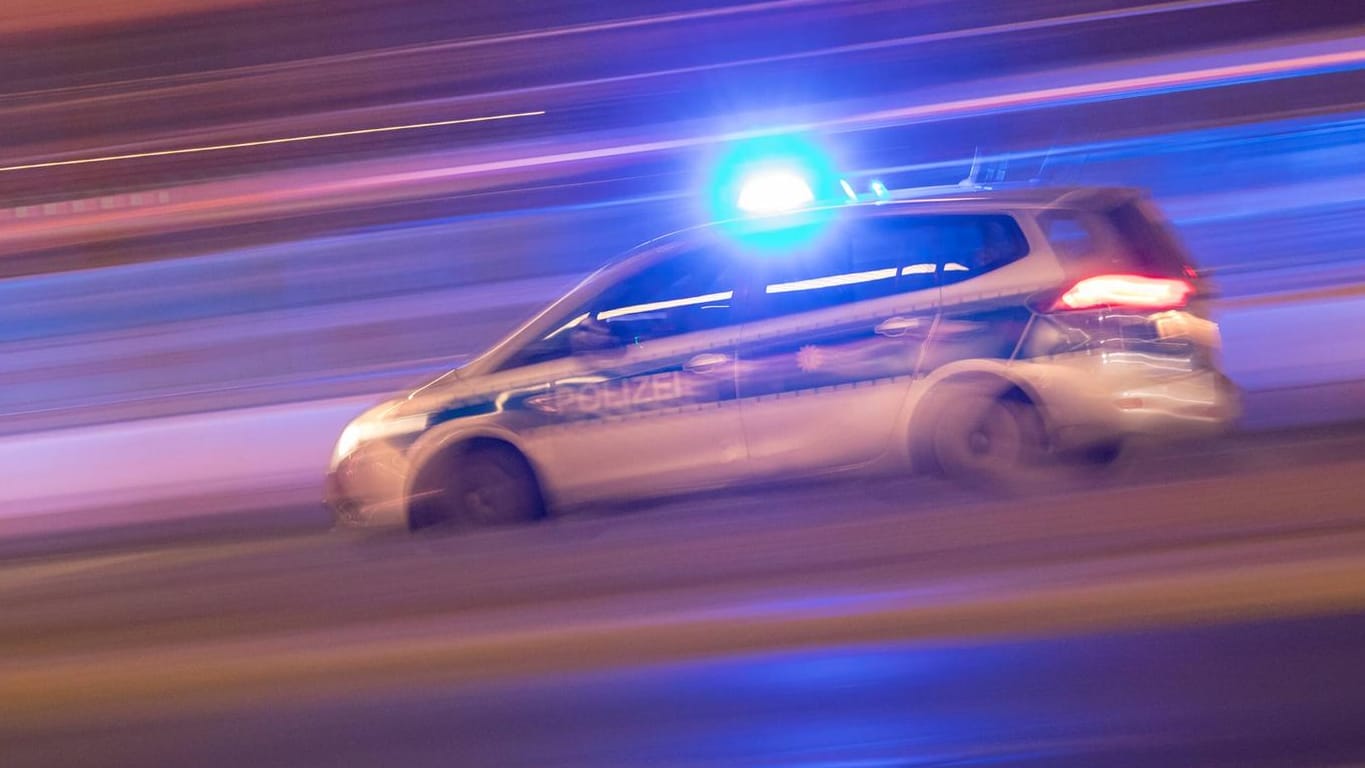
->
<box><xmin>5</xmin><ymin>423</ymin><xmax>1365</xmax><ymax>766</ymax></box>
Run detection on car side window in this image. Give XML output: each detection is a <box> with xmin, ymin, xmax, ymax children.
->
<box><xmin>588</xmin><ymin>248</ymin><xmax>739</xmax><ymax>345</ymax></box>
<box><xmin>750</xmin><ymin>237</ymin><xmax>875</xmax><ymax>320</ymax></box>
<box><xmin>931</xmin><ymin>215</ymin><xmax>1029</xmax><ymax>285</ymax></box>
<box><xmin>847</xmin><ymin>217</ymin><xmax>945</xmax><ymax>297</ymax></box>
<box><xmin>749</xmin><ymin>217</ymin><xmax>946</xmax><ymax>321</ymax></box>
<box><xmin>499</xmin><ymin>248</ymin><xmax>739</xmax><ymax>370</ymax></box>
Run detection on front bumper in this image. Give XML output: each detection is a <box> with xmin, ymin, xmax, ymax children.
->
<box><xmin>324</xmin><ymin>442</ymin><xmax>412</xmax><ymax>530</ymax></box>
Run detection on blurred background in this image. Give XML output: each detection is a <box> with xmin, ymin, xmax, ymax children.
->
<box><xmin>3</xmin><ymin>1</ymin><xmax>1365</xmax><ymax>766</ymax></box>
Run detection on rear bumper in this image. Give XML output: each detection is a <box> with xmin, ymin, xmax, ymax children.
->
<box><xmin>1026</xmin><ymin>356</ymin><xmax>1239</xmax><ymax>451</ymax></box>
<box><xmin>1112</xmin><ymin>370</ymin><xmax>1238</xmax><ymax>436</ymax></box>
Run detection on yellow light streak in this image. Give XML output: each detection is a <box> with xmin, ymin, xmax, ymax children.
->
<box><xmin>0</xmin><ymin>110</ymin><xmax>546</xmax><ymax>173</ymax></box>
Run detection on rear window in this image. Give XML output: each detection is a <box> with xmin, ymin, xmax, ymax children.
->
<box><xmin>1107</xmin><ymin>200</ymin><xmax>1191</xmax><ymax>276</ymax></box>
<box><xmin>1040</xmin><ymin>202</ymin><xmax>1191</xmax><ymax>278</ymax></box>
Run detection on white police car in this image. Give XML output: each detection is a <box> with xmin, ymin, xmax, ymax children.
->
<box><xmin>326</xmin><ymin>184</ymin><xmax>1236</xmax><ymax>530</ymax></box>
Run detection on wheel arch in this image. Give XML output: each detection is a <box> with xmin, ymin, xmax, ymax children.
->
<box><xmin>403</xmin><ymin>422</ymin><xmax>550</xmax><ymax>527</ymax></box>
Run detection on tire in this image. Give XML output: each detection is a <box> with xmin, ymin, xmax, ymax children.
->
<box><xmin>408</xmin><ymin>443</ymin><xmax>545</xmax><ymax>530</ymax></box>
<box><xmin>930</xmin><ymin>388</ymin><xmax>1048</xmax><ymax>491</ymax></box>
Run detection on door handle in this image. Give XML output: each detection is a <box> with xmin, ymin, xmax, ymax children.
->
<box><xmin>875</xmin><ymin>316</ymin><xmax>927</xmax><ymax>338</ymax></box>
<box><xmin>684</xmin><ymin>352</ymin><xmax>730</xmax><ymax>374</ymax></box>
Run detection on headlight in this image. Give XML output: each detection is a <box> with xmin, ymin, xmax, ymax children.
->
<box><xmin>330</xmin><ymin>411</ymin><xmax>428</xmax><ymax>470</ymax></box>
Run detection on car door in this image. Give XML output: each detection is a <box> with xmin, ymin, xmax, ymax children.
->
<box><xmin>527</xmin><ymin>243</ymin><xmax>749</xmax><ymax>504</ymax></box>
<box><xmin>917</xmin><ymin>214</ymin><xmax>1042</xmax><ymax>374</ymax></box>
<box><xmin>735</xmin><ymin>215</ymin><xmax>940</xmax><ymax>476</ymax></box>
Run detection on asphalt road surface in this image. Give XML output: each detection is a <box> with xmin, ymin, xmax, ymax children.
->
<box><xmin>4</xmin><ymin>424</ymin><xmax>1365</xmax><ymax>766</ymax></box>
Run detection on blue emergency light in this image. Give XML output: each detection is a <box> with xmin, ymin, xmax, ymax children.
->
<box><xmin>704</xmin><ymin>134</ymin><xmax>844</xmax><ymax>219</ymax></box>
<box><xmin>735</xmin><ymin>170</ymin><xmax>816</xmax><ymax>214</ymax></box>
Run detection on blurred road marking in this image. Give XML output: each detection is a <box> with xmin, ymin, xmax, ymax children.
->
<box><xmin>0</xmin><ymin>551</ymin><xmax>154</xmax><ymax>589</ymax></box>
<box><xmin>0</xmin><ymin>110</ymin><xmax>546</xmax><ymax>173</ymax></box>
<box><xmin>3</xmin><ymin>189</ymin><xmax>176</xmax><ymax>220</ymax></box>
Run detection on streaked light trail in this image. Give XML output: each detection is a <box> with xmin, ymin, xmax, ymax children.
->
<box><xmin>0</xmin><ymin>110</ymin><xmax>546</xmax><ymax>173</ymax></box>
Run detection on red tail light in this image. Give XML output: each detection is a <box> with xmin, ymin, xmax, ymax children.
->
<box><xmin>1053</xmin><ymin>274</ymin><xmax>1194</xmax><ymax>312</ymax></box>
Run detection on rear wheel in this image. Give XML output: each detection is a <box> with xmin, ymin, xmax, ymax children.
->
<box><xmin>932</xmin><ymin>389</ymin><xmax>1047</xmax><ymax>490</ymax></box>
<box><xmin>408</xmin><ymin>443</ymin><xmax>545</xmax><ymax>530</ymax></box>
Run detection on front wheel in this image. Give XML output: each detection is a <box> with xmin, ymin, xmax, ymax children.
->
<box><xmin>409</xmin><ymin>443</ymin><xmax>545</xmax><ymax>530</ymax></box>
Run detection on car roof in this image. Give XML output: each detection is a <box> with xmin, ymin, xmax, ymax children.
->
<box><xmin>620</xmin><ymin>184</ymin><xmax>1144</xmax><ymax>262</ymax></box>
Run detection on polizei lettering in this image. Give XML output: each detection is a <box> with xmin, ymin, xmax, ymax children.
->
<box><xmin>555</xmin><ymin>371</ymin><xmax>695</xmax><ymax>416</ymax></box>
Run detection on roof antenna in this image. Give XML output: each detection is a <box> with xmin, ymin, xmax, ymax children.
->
<box><xmin>961</xmin><ymin>147</ymin><xmax>982</xmax><ymax>187</ymax></box>
<box><xmin>1034</xmin><ymin>145</ymin><xmax>1057</xmax><ymax>184</ymax></box>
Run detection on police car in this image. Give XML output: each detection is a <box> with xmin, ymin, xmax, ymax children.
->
<box><xmin>326</xmin><ymin>183</ymin><xmax>1236</xmax><ymax>530</ymax></box>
